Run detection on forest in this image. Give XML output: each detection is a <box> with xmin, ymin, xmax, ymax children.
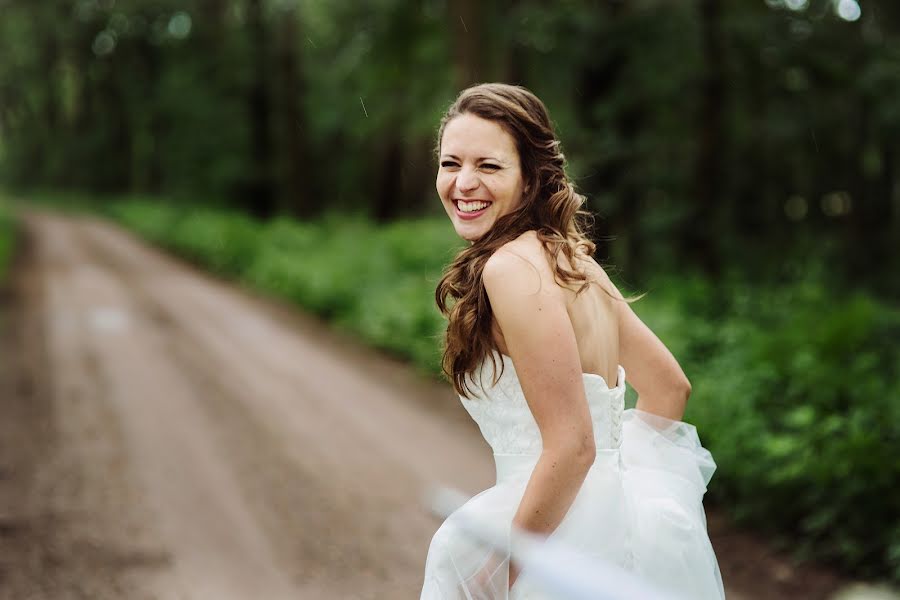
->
<box><xmin>2</xmin><ymin>0</ymin><xmax>899</xmax><ymax>293</ymax></box>
<box><xmin>1</xmin><ymin>0</ymin><xmax>898</xmax><ymax>588</ymax></box>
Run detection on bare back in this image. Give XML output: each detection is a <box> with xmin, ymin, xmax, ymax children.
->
<box><xmin>563</xmin><ymin>253</ymin><xmax>621</xmax><ymax>386</ymax></box>
<box><xmin>490</xmin><ymin>232</ymin><xmax>621</xmax><ymax>387</ymax></box>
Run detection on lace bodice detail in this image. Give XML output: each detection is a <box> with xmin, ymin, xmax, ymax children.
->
<box><xmin>460</xmin><ymin>352</ymin><xmax>627</xmax><ymax>455</ymax></box>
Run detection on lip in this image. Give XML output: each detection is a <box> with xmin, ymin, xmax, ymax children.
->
<box><xmin>454</xmin><ymin>199</ymin><xmax>492</xmax><ymax>221</ymax></box>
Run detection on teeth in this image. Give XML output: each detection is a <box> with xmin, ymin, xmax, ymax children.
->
<box><xmin>458</xmin><ymin>200</ymin><xmax>489</xmax><ymax>212</ymax></box>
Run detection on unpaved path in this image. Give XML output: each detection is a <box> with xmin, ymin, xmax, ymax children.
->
<box><xmin>0</xmin><ymin>212</ymin><xmax>852</xmax><ymax>599</ymax></box>
<box><xmin>1</xmin><ymin>212</ymin><xmax>493</xmax><ymax>599</ymax></box>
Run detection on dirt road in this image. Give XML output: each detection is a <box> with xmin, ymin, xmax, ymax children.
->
<box><xmin>1</xmin><ymin>212</ymin><xmax>496</xmax><ymax>599</ymax></box>
<box><xmin>0</xmin><ymin>213</ymin><xmax>851</xmax><ymax>599</ymax></box>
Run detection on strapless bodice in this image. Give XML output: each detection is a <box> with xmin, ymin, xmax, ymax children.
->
<box><xmin>460</xmin><ymin>352</ymin><xmax>627</xmax><ymax>455</ymax></box>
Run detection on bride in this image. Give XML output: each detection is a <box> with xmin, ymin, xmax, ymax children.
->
<box><xmin>421</xmin><ymin>83</ymin><xmax>725</xmax><ymax>599</ymax></box>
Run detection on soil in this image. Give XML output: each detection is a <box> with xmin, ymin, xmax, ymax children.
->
<box><xmin>0</xmin><ymin>212</ymin><xmax>864</xmax><ymax>599</ymax></box>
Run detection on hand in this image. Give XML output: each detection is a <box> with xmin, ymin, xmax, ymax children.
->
<box><xmin>508</xmin><ymin>561</ymin><xmax>520</xmax><ymax>590</ymax></box>
<box><xmin>463</xmin><ymin>552</ymin><xmax>509</xmax><ymax>600</ymax></box>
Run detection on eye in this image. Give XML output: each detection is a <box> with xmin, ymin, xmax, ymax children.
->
<box><xmin>440</xmin><ymin>160</ymin><xmax>460</xmax><ymax>168</ymax></box>
<box><xmin>480</xmin><ymin>163</ymin><xmax>501</xmax><ymax>171</ymax></box>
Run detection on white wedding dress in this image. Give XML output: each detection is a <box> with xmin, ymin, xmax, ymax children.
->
<box><xmin>421</xmin><ymin>352</ymin><xmax>725</xmax><ymax>599</ymax></box>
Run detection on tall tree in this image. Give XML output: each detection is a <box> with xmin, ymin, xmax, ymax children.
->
<box><xmin>689</xmin><ymin>0</ymin><xmax>726</xmax><ymax>276</ymax></box>
<box><xmin>244</xmin><ymin>0</ymin><xmax>276</xmax><ymax>217</ymax></box>
<box><xmin>273</xmin><ymin>4</ymin><xmax>312</xmax><ymax>217</ymax></box>
<box><xmin>448</xmin><ymin>0</ymin><xmax>485</xmax><ymax>88</ymax></box>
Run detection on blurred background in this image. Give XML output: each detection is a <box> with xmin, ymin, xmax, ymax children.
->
<box><xmin>1</xmin><ymin>0</ymin><xmax>899</xmax><ymax>286</ymax></box>
<box><xmin>0</xmin><ymin>0</ymin><xmax>898</xmax><ymax>597</ymax></box>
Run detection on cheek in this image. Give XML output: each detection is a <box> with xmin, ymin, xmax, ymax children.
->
<box><xmin>508</xmin><ymin>176</ymin><xmax>526</xmax><ymax>204</ymax></box>
<box><xmin>486</xmin><ymin>179</ymin><xmax>511</xmax><ymax>203</ymax></box>
<box><xmin>436</xmin><ymin>174</ymin><xmax>452</xmax><ymax>199</ymax></box>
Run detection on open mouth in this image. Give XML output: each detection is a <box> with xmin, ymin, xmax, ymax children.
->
<box><xmin>454</xmin><ymin>199</ymin><xmax>492</xmax><ymax>220</ymax></box>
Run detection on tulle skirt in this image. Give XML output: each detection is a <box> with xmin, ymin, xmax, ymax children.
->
<box><xmin>421</xmin><ymin>409</ymin><xmax>725</xmax><ymax>600</ymax></box>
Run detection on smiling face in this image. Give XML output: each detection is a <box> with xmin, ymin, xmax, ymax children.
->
<box><xmin>437</xmin><ymin>113</ymin><xmax>526</xmax><ymax>242</ymax></box>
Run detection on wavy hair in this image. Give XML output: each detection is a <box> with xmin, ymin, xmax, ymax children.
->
<box><xmin>435</xmin><ymin>83</ymin><xmax>600</xmax><ymax>397</ymax></box>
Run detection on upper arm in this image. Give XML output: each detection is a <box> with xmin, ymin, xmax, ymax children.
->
<box><xmin>614</xmin><ymin>289</ymin><xmax>691</xmax><ymax>412</ymax></box>
<box><xmin>483</xmin><ymin>246</ymin><xmax>595</xmax><ymax>452</ymax></box>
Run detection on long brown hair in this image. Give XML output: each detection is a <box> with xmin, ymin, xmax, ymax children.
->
<box><xmin>435</xmin><ymin>83</ymin><xmax>598</xmax><ymax>397</ymax></box>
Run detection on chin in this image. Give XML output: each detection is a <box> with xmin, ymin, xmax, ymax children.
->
<box><xmin>454</xmin><ymin>222</ymin><xmax>489</xmax><ymax>242</ymax></box>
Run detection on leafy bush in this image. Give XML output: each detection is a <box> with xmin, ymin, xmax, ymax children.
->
<box><xmin>109</xmin><ymin>201</ymin><xmax>462</xmax><ymax>374</ymax></box>
<box><xmin>637</xmin><ymin>276</ymin><xmax>900</xmax><ymax>582</ymax></box>
<box><xmin>108</xmin><ymin>201</ymin><xmax>261</xmax><ymax>277</ymax></box>
<box><xmin>243</xmin><ymin>216</ymin><xmax>461</xmax><ymax>373</ymax></box>
<box><xmin>0</xmin><ymin>198</ymin><xmax>16</xmax><ymax>285</ymax></box>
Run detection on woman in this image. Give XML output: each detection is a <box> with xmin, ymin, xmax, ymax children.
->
<box><xmin>421</xmin><ymin>83</ymin><xmax>725</xmax><ymax>599</ymax></box>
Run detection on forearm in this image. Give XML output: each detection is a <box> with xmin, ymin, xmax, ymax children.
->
<box><xmin>511</xmin><ymin>447</ymin><xmax>594</xmax><ymax>536</ymax></box>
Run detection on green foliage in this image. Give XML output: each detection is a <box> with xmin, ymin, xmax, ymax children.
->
<box><xmin>0</xmin><ymin>198</ymin><xmax>15</xmax><ymax>284</ymax></box>
<box><xmin>105</xmin><ymin>197</ymin><xmax>899</xmax><ymax>580</ymax></box>
<box><xmin>3</xmin><ymin>0</ymin><xmax>900</xmax><ymax>293</ymax></box>
<box><xmin>105</xmin><ymin>201</ymin><xmax>257</xmax><ymax>275</ymax></box>
<box><xmin>108</xmin><ymin>200</ymin><xmax>463</xmax><ymax>374</ymax></box>
<box><xmin>636</xmin><ymin>276</ymin><xmax>900</xmax><ymax>581</ymax></box>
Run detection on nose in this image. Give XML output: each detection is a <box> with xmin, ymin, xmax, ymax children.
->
<box><xmin>456</xmin><ymin>167</ymin><xmax>480</xmax><ymax>194</ymax></box>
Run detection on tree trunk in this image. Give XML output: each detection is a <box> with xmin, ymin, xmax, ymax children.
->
<box><xmin>32</xmin><ymin>5</ymin><xmax>63</xmax><ymax>186</ymax></box>
<box><xmin>275</xmin><ymin>7</ymin><xmax>312</xmax><ymax>217</ymax></box>
<box><xmin>245</xmin><ymin>0</ymin><xmax>275</xmax><ymax>218</ymax></box>
<box><xmin>103</xmin><ymin>65</ymin><xmax>133</xmax><ymax>192</ymax></box>
<box><xmin>448</xmin><ymin>0</ymin><xmax>484</xmax><ymax>89</ymax></box>
<box><xmin>883</xmin><ymin>142</ymin><xmax>896</xmax><ymax>227</ymax></box>
<box><xmin>373</xmin><ymin>139</ymin><xmax>403</xmax><ymax>222</ymax></box>
<box><xmin>499</xmin><ymin>0</ymin><xmax>526</xmax><ymax>84</ymax></box>
<box><xmin>137</xmin><ymin>38</ymin><xmax>163</xmax><ymax>193</ymax></box>
<box><xmin>689</xmin><ymin>0</ymin><xmax>725</xmax><ymax>277</ymax></box>
<box><xmin>401</xmin><ymin>136</ymin><xmax>437</xmax><ymax>217</ymax></box>
<box><xmin>574</xmin><ymin>1</ymin><xmax>640</xmax><ymax>272</ymax></box>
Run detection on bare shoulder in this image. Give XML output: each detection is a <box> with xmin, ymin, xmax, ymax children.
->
<box><xmin>487</xmin><ymin>231</ymin><xmax>546</xmax><ymax>267</ymax></box>
<box><xmin>483</xmin><ymin>231</ymin><xmax>559</xmax><ymax>296</ymax></box>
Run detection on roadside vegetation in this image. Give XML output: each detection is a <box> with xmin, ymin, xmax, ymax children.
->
<box><xmin>0</xmin><ymin>197</ymin><xmax>16</xmax><ymax>286</ymax></box>
<box><xmin>105</xmin><ymin>199</ymin><xmax>462</xmax><ymax>375</ymax></box>
<box><xmin>96</xmin><ymin>197</ymin><xmax>900</xmax><ymax>584</ymax></box>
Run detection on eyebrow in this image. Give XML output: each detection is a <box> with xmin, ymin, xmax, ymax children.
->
<box><xmin>441</xmin><ymin>154</ymin><xmax>505</xmax><ymax>163</ymax></box>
